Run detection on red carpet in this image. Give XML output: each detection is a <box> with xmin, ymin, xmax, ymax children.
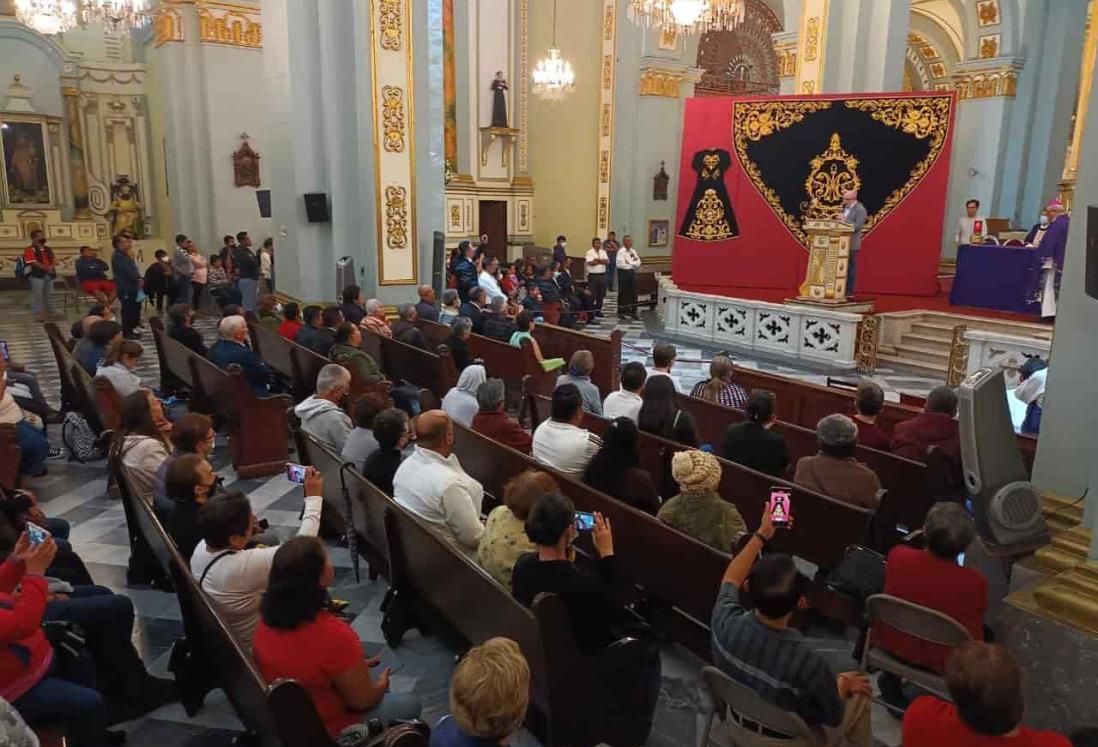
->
<box><xmin>674</xmin><ymin>283</ymin><xmax>1050</xmax><ymax>325</ymax></box>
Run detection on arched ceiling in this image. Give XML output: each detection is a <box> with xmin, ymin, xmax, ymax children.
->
<box><xmin>910</xmin><ymin>0</ymin><xmax>965</xmax><ymax>59</ymax></box>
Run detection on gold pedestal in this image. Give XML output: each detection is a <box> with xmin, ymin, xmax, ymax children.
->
<box><xmin>797</xmin><ymin>218</ymin><xmax>855</xmax><ymax>302</ymax></box>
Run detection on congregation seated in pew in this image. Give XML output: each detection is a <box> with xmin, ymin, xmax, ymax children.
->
<box><xmin>392</xmin><ymin>303</ymin><xmax>428</xmax><ymax>349</ymax></box>
<box><xmin>190</xmin><ymin>474</ymin><xmax>324</xmax><ymax>651</ymax></box>
<box><xmin>77</xmin><ymin>319</ymin><xmax>122</xmax><ymax>376</ymax></box>
<box><xmin>361</xmin><ymin>407</ymin><xmax>410</xmax><ymax>496</ymax></box>
<box><xmin>509</xmin><ymin>311</ymin><xmax>564</xmax><ymax>373</ymax></box>
<box><xmin>470</xmin><ymin>378</ymin><xmax>532</xmax><ymax>454</ymax></box>
<box><xmin>110</xmin><ymin>390</ymin><xmax>172</xmax><ymax>505</ymax></box>
<box><xmin>479</xmin><ymin>297</ymin><xmax>515</xmax><ymax>343</ymax></box>
<box><xmin>293</xmin><ymin>363</ymin><xmax>354</xmax><ymax>453</ymax></box>
<box><xmin>658</xmin><ymin>449</ymin><xmax>746</xmax><ymax>552</ymax></box>
<box><xmin>430</xmin><ymin>637</ymin><xmax>530</xmax><ymax>747</ymax></box>
<box><xmin>531</xmin><ymin>383</ymin><xmax>601</xmax><ymax>476</ymax></box>
<box><xmin>293</xmin><ymin>304</ymin><xmax>324</xmax><ymax>350</ymax></box>
<box><xmin>555</xmin><ymin>350</ymin><xmax>603</xmax><ymax>416</ymax></box>
<box><xmin>207</xmin><ymin>315</ymin><xmax>275</xmax><ymax>396</ymax></box>
<box><xmin>330</xmin><ymin>322</ymin><xmax>384</xmax><ymax>386</ymax></box>
<box><xmin>794</xmin><ymin>414</ymin><xmax>883</xmax><ymax>509</ymax></box>
<box><xmin>361</xmin><ymin>298</ymin><xmax>393</xmax><ymax>339</ymax></box>
<box><xmin>638</xmin><ymin>374</ymin><xmax>700</xmax><ymax>447</ymax></box>
<box><xmin>162</xmin><ymin>451</ymin><xmax>218</xmax><ymax>559</ymax></box>
<box><xmin>512</xmin><ymin>493</ymin><xmax>662</xmax><ymax>739</ymax></box>
<box><xmin>339</xmin><ymin>285</ymin><xmax>368</xmax><ymax>326</ymax></box>
<box><xmin>95</xmin><ymin>338</ymin><xmax>144</xmax><ymax>398</ymax></box>
<box><xmin>721</xmin><ymin>388</ymin><xmax>791</xmax><ymax>478</ymax></box>
<box><xmin>582</xmin><ymin>416</ymin><xmax>661</xmax><ymax>515</ymax></box>
<box><xmin>392</xmin><ymin>410</ymin><xmax>485</xmax><ymax>555</ymax></box>
<box><xmin>341</xmin><ymin>392</ymin><xmax>388</xmax><ymax>469</ymax></box>
<box><xmin>415</xmin><ymin>284</ymin><xmax>440</xmax><ymax>322</ymax></box>
<box><xmin>277</xmin><ymin>301</ymin><xmax>303</xmax><ymax>341</ymax></box>
<box><xmin>152</xmin><ymin>412</ymin><xmax>216</xmax><ymax>508</ymax></box>
<box><xmin>602</xmin><ymin>360</ymin><xmax>645</xmax><ymax>423</ymax></box>
<box><xmin>646</xmin><ymin>341</ymin><xmax>680</xmax><ymax>392</ymax></box>
<box><xmin>690</xmin><ymin>354</ymin><xmax>749</xmax><ymax>409</ymax></box>
<box><xmin>439</xmin><ymin>288</ymin><xmax>461</xmax><ymax>325</ymax></box>
<box><xmin>476</xmin><ymin>469</ymin><xmax>556</xmax><ymax>588</ymax></box>
<box><xmin>253</xmin><ymin>536</ymin><xmax>422</xmax><ymax>740</ymax></box>
<box><xmin>167</xmin><ymin>303</ymin><xmax>208</xmax><ymax>356</ymax></box>
<box><xmin>890</xmin><ymin>385</ymin><xmax>963</xmax><ymax>484</ymax></box>
<box><xmin>853</xmin><ymin>381</ymin><xmax>891</xmax><ymax>451</ymax></box>
<box><xmin>711</xmin><ymin>508</ymin><xmax>874</xmax><ymax>746</ymax></box>
<box><xmin>445</xmin><ymin>316</ymin><xmax>474</xmax><ymax>371</ymax></box>
<box><xmin>441</xmin><ymin>364</ymin><xmax>487</xmax><ymax>428</ymax></box>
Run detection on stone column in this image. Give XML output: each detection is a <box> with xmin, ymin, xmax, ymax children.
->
<box><xmin>795</xmin><ymin>0</ymin><xmax>908</xmax><ymax>95</ymax></box>
<box><xmin>1059</xmin><ymin>0</ymin><xmax>1097</xmax><ymax>209</ymax></box>
<box><xmin>60</xmin><ymin>81</ymin><xmax>92</xmax><ymax>219</ymax></box>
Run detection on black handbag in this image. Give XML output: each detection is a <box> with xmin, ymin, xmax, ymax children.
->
<box><xmin>42</xmin><ymin>619</ymin><xmax>87</xmax><ymax>667</ymax></box>
<box><xmin>824</xmin><ymin>545</ymin><xmax>885</xmax><ymax>603</ymax></box>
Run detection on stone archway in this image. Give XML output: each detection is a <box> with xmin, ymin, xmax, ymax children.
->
<box><xmin>694</xmin><ymin>0</ymin><xmax>782</xmax><ymax>96</ymax></box>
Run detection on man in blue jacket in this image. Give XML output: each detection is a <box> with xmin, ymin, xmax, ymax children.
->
<box><xmin>207</xmin><ymin>315</ymin><xmax>274</xmax><ymax>396</ymax></box>
<box><xmin>110</xmin><ymin>232</ymin><xmax>142</xmax><ymax>339</ymax></box>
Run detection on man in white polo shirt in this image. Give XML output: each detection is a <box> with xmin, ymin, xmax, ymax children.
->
<box><xmin>532</xmin><ymin>383</ymin><xmax>601</xmax><ymax>476</ymax></box>
<box><xmin>603</xmin><ymin>361</ymin><xmax>646</xmax><ymax>423</ymax></box>
<box><xmin>584</xmin><ymin>237</ymin><xmax>609</xmax><ymax>318</ymax></box>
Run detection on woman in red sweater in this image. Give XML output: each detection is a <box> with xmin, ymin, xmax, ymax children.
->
<box><xmin>0</xmin><ymin>534</ymin><xmax>115</xmax><ymax>746</ymax></box>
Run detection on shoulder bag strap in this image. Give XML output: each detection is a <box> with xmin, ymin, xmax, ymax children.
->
<box><xmin>198</xmin><ymin>549</ymin><xmax>237</xmax><ymax>588</ymax></box>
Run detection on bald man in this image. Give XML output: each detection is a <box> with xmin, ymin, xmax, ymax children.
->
<box><xmin>415</xmin><ymin>285</ymin><xmax>440</xmax><ymax>322</ymax></box>
<box><xmin>392</xmin><ymin>410</ymin><xmax>485</xmax><ymax>553</ymax></box>
<box><xmin>206</xmin><ymin>315</ymin><xmax>274</xmax><ymax>395</ymax></box>
<box><xmin>840</xmin><ymin>190</ymin><xmax>867</xmax><ymax>296</ymax></box>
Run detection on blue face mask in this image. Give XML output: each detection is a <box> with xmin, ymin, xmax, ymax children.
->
<box><xmin>1039</xmin><ymin>215</ymin><xmax>1050</xmax><ymax>227</ymax></box>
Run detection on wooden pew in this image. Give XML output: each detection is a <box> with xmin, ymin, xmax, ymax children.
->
<box><xmin>43</xmin><ymin>322</ymin><xmax>80</xmax><ymax>412</ymax></box>
<box><xmin>452</xmin><ymin>423</ymin><xmax>728</xmax><ymax>662</ymax></box>
<box><xmin>149</xmin><ymin>318</ymin><xmax>202</xmax><ymax>407</ymax></box>
<box><xmin>671</xmin><ymin>391</ymin><xmax>934</xmax><ymax>533</ymax></box>
<box><xmin>532</xmin><ymin>324</ymin><xmax>622</xmax><ymax>396</ymax></box>
<box><xmin>246</xmin><ymin>317</ymin><xmax>300</xmax><ymax>395</ymax></box>
<box><xmin>92</xmin><ymin>376</ymin><xmax>123</xmax><ymax>431</ymax></box>
<box><xmin>0</xmin><ymin>424</ymin><xmax>21</xmax><ymax>491</ymax></box>
<box><xmin>362</xmin><ymin>329</ymin><xmax>458</xmax><ymax>401</ymax></box>
<box><xmin>69</xmin><ymin>363</ymin><xmax>108</xmax><ymax>434</ymax></box>
<box><xmin>416</xmin><ymin>318</ymin><xmax>555</xmax><ymax>395</ymax></box>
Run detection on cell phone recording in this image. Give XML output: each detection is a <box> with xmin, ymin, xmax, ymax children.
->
<box><xmin>574</xmin><ymin>511</ymin><xmax>596</xmax><ymax>532</ymax></box>
<box><xmin>286</xmin><ymin>463</ymin><xmax>307</xmax><ymax>484</ymax></box>
<box><xmin>768</xmin><ymin>488</ymin><xmax>792</xmax><ymax>526</ymax></box>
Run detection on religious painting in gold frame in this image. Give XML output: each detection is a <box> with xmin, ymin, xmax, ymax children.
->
<box><xmin>648</xmin><ymin>218</ymin><xmax>670</xmax><ymax>247</ymax></box>
<box><xmin>0</xmin><ymin>117</ymin><xmax>54</xmax><ymax>207</ymax></box>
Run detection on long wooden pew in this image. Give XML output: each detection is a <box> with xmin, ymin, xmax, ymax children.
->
<box><xmin>150</xmin><ymin>317</ymin><xmax>292</xmax><ymax>478</ymax></box>
<box><xmin>415</xmin><ymin>318</ymin><xmax>556</xmax><ymax>394</ymax></box>
<box><xmin>0</xmin><ymin>425</ymin><xmax>21</xmax><ymax>491</ymax></box>
<box><xmin>43</xmin><ymin>322</ymin><xmax>86</xmax><ymax>416</ymax></box>
<box><xmin>532</xmin><ymin>324</ymin><xmax>622</xmax><ymax>396</ymax></box>
<box><xmin>671</xmin><ymin>391</ymin><xmax>934</xmax><ymax>533</ymax></box>
<box><xmin>361</xmin><ymin>329</ymin><xmax>458</xmax><ymax>401</ymax></box>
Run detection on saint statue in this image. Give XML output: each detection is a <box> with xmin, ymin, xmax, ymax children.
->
<box><xmin>109</xmin><ymin>178</ymin><xmax>143</xmax><ymax>238</ymax></box>
<box><xmin>490</xmin><ymin>71</ymin><xmax>509</xmax><ymax>128</ymax></box>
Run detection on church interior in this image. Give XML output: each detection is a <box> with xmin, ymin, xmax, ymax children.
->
<box><xmin>0</xmin><ymin>0</ymin><xmax>1097</xmax><ymax>744</ymax></box>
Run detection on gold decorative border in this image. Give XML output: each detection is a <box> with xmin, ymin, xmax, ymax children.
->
<box><xmin>795</xmin><ymin>0</ymin><xmax>829</xmax><ymax>96</ymax></box>
<box><xmin>197</xmin><ymin>6</ymin><xmax>262</xmax><ymax>49</ymax></box>
<box><xmin>381</xmin><ymin>85</ymin><xmax>406</xmax><ymax>153</ymax></box>
<box><xmin>595</xmin><ymin>0</ymin><xmax>617</xmax><ymax>235</ymax></box>
<box><xmin>153</xmin><ymin>7</ymin><xmax>184</xmax><ymax>47</ymax></box>
<box><xmin>953</xmin><ymin>66</ymin><xmax>1018</xmax><ymax>99</ymax></box>
<box><xmin>370</xmin><ymin>0</ymin><xmax>418</xmax><ymax>285</ymax></box>
<box><xmin>731</xmin><ymin>95</ymin><xmax>954</xmax><ymax>248</ymax></box>
<box><xmin>639</xmin><ymin>68</ymin><xmax>687</xmax><ymax>98</ymax></box>
<box><xmin>518</xmin><ymin>0</ymin><xmax>529</xmax><ymax>174</ymax></box>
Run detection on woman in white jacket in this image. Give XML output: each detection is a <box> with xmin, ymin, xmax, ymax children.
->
<box><xmin>109</xmin><ymin>389</ymin><xmax>172</xmax><ymax>504</ymax></box>
<box><xmin>95</xmin><ymin>337</ymin><xmax>144</xmax><ymax>398</ymax></box>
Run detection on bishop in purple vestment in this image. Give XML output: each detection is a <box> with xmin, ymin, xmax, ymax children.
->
<box><xmin>1025</xmin><ymin>199</ymin><xmax>1069</xmax><ymax>310</ymax></box>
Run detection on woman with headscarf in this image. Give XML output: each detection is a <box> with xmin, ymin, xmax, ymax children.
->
<box><xmin>441</xmin><ymin>364</ymin><xmax>487</xmax><ymax>427</ymax></box>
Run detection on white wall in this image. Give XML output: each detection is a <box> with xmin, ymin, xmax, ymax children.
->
<box><xmin>0</xmin><ymin>36</ymin><xmax>63</xmax><ymax>116</ymax></box>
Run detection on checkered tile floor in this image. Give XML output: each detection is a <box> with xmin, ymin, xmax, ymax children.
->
<box><xmin>3</xmin><ymin>287</ymin><xmax>901</xmax><ymax>747</ymax></box>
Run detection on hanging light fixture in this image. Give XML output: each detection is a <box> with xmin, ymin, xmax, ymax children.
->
<box><xmin>14</xmin><ymin>0</ymin><xmax>78</xmax><ymax>35</ymax></box>
<box><xmin>81</xmin><ymin>0</ymin><xmax>152</xmax><ymax>35</ymax></box>
<box><xmin>628</xmin><ymin>0</ymin><xmax>747</xmax><ymax>36</ymax></box>
<box><xmin>532</xmin><ymin>0</ymin><xmax>575</xmax><ymax>101</ymax></box>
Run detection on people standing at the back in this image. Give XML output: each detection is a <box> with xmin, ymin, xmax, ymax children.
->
<box><xmin>552</xmin><ymin>235</ymin><xmax>568</xmax><ymax>267</ymax></box>
<box><xmin>189</xmin><ymin>242</ymin><xmax>208</xmax><ymax>311</ymax></box>
<box><xmin>143</xmin><ymin>249</ymin><xmax>171</xmax><ymax>314</ymax></box>
<box><xmin>171</xmin><ymin>234</ymin><xmax>194</xmax><ymax>305</ymax></box>
<box><xmin>451</xmin><ymin>240</ymin><xmax>479</xmax><ymax>303</ymax></box>
<box><xmin>22</xmin><ymin>229</ymin><xmax>56</xmax><ymax>323</ymax></box>
<box><xmin>602</xmin><ymin>231</ymin><xmax>619</xmax><ymax>292</ymax></box>
<box><xmin>259</xmin><ymin>237</ymin><xmax>274</xmax><ymax>294</ymax></box>
<box><xmin>615</xmin><ymin>235</ymin><xmax>642</xmax><ymax>320</ymax></box>
<box><xmin>112</xmin><ymin>232</ymin><xmax>143</xmax><ymax>340</ymax></box>
<box><xmin>233</xmin><ymin>231</ymin><xmax>260</xmax><ymax>312</ymax></box>
<box><xmin>478</xmin><ymin>255</ymin><xmax>507</xmax><ymax>305</ymax></box>
<box><xmin>584</xmin><ymin>237</ymin><xmax>609</xmax><ymax>317</ymax></box>
<box><xmin>722</xmin><ymin>389</ymin><xmax>790</xmax><ymax>477</ymax></box>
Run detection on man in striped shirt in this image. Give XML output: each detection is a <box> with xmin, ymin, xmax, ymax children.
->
<box><xmin>710</xmin><ymin>510</ymin><xmax>873</xmax><ymax>745</ymax></box>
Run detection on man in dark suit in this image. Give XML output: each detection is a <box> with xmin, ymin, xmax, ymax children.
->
<box><xmin>207</xmin><ymin>315</ymin><xmax>274</xmax><ymax>395</ymax></box>
<box><xmin>415</xmin><ymin>285</ymin><xmax>440</xmax><ymax>322</ymax></box>
<box><xmin>480</xmin><ymin>297</ymin><xmax>516</xmax><ymax>342</ymax></box>
<box><xmin>840</xmin><ymin>190</ymin><xmax>867</xmax><ymax>296</ymax></box>
<box><xmin>459</xmin><ymin>286</ymin><xmax>487</xmax><ymax>334</ymax></box>
<box><xmin>303</xmin><ymin>306</ymin><xmax>343</xmax><ymax>356</ymax></box>
<box><xmin>294</xmin><ymin>305</ymin><xmax>323</xmax><ymax>350</ymax></box>
<box><xmin>391</xmin><ymin>304</ymin><xmax>428</xmax><ymax>349</ymax></box>
<box><xmin>232</xmin><ymin>231</ymin><xmax>261</xmax><ymax>312</ymax></box>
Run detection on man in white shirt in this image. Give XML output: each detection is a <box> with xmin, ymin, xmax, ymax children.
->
<box><xmin>393</xmin><ymin>410</ymin><xmax>485</xmax><ymax>553</ymax></box>
<box><xmin>955</xmin><ymin>198</ymin><xmax>987</xmax><ymax>248</ymax></box>
<box><xmin>603</xmin><ymin>361</ymin><xmax>646</xmax><ymax>423</ymax></box>
<box><xmin>477</xmin><ymin>255</ymin><xmax>507</xmax><ymax>304</ymax></box>
<box><xmin>584</xmin><ymin>237</ymin><xmax>609</xmax><ymax>317</ymax></box>
<box><xmin>532</xmin><ymin>383</ymin><xmax>601</xmax><ymax>476</ymax></box>
<box><xmin>647</xmin><ymin>341</ymin><xmax>682</xmax><ymax>393</ymax></box>
<box><xmin>190</xmin><ymin>469</ymin><xmax>324</xmax><ymax>650</ymax></box>
<box><xmin>615</xmin><ymin>234</ymin><xmax>642</xmax><ymax>320</ymax></box>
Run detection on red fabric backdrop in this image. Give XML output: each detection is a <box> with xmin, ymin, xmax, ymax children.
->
<box><xmin>671</xmin><ymin>93</ymin><xmax>956</xmax><ymax>297</ymax></box>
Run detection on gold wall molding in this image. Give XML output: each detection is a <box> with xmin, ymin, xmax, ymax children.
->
<box><xmin>976</xmin><ymin>0</ymin><xmax>1000</xmax><ymax>27</ymax></box>
<box><xmin>803</xmin><ymin>17</ymin><xmax>820</xmax><ymax>62</ymax></box>
<box><xmin>518</xmin><ymin>0</ymin><xmax>529</xmax><ymax>174</ymax></box>
<box><xmin>381</xmin><ymin>85</ymin><xmax>406</xmax><ymax>153</ymax></box>
<box><xmin>595</xmin><ymin>0</ymin><xmax>617</xmax><ymax>236</ymax></box>
<box><xmin>776</xmin><ymin>48</ymin><xmax>797</xmax><ymax>78</ymax></box>
<box><xmin>979</xmin><ymin>33</ymin><xmax>1001</xmax><ymax>59</ymax></box>
<box><xmin>370</xmin><ymin>0</ymin><xmax>417</xmax><ymax>285</ymax></box>
<box><xmin>638</xmin><ymin>68</ymin><xmax>688</xmax><ymax>98</ymax></box>
<box><xmin>953</xmin><ymin>65</ymin><xmax>1019</xmax><ymax>100</ymax></box>
<box><xmin>795</xmin><ymin>0</ymin><xmax>828</xmax><ymax>96</ymax></box>
<box><xmin>197</xmin><ymin>4</ymin><xmax>262</xmax><ymax>49</ymax></box>
<box><xmin>153</xmin><ymin>6</ymin><xmax>184</xmax><ymax>46</ymax></box>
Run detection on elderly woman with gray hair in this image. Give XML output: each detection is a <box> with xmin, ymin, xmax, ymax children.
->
<box><xmin>555</xmin><ymin>350</ymin><xmax>603</xmax><ymax>416</ymax></box>
<box><xmin>390</xmin><ymin>303</ymin><xmax>428</xmax><ymax>349</ymax></box>
<box><xmin>471</xmin><ymin>378</ymin><xmax>533</xmax><ymax>453</ymax></box>
<box><xmin>793</xmin><ymin>413</ymin><xmax>882</xmax><ymax>508</ymax></box>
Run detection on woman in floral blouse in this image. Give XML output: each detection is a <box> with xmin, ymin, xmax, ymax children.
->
<box><xmin>476</xmin><ymin>470</ymin><xmax>558</xmax><ymax>588</ymax></box>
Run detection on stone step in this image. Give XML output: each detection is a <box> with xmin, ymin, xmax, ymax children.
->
<box><xmin>899</xmin><ymin>333</ymin><xmax>953</xmax><ymax>352</ymax></box>
<box><xmin>892</xmin><ymin>344</ymin><xmax>951</xmax><ymax>365</ymax></box>
<box><xmin>910</xmin><ymin>321</ymin><xmax>957</xmax><ymax>337</ymax></box>
<box><xmin>1042</xmin><ymin>492</ymin><xmax>1086</xmax><ymax>530</ymax></box>
<box><xmin>876</xmin><ymin>353</ymin><xmax>948</xmax><ymax>376</ymax></box>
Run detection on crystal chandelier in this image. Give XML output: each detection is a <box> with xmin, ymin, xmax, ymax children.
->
<box><xmin>14</xmin><ymin>0</ymin><xmax>78</xmax><ymax>35</ymax></box>
<box><xmin>628</xmin><ymin>0</ymin><xmax>747</xmax><ymax>35</ymax></box>
<box><xmin>82</xmin><ymin>0</ymin><xmax>152</xmax><ymax>35</ymax></box>
<box><xmin>532</xmin><ymin>0</ymin><xmax>575</xmax><ymax>101</ymax></box>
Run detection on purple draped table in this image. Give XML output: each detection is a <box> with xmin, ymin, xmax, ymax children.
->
<box><xmin>948</xmin><ymin>243</ymin><xmax>1041</xmax><ymax>315</ymax></box>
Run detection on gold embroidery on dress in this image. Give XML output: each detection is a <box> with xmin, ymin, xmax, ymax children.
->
<box><xmin>684</xmin><ymin>189</ymin><xmax>734</xmax><ymax>241</ymax></box>
<box><xmin>701</xmin><ymin>154</ymin><xmax>721</xmax><ymax>179</ymax></box>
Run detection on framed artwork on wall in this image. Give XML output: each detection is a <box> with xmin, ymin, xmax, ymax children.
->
<box><xmin>648</xmin><ymin>219</ymin><xmax>670</xmax><ymax>247</ymax></box>
<box><xmin>0</xmin><ymin>118</ymin><xmax>53</xmax><ymax>207</ymax></box>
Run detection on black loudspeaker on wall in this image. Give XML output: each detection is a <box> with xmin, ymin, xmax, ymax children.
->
<box><xmin>256</xmin><ymin>189</ymin><xmax>271</xmax><ymax>218</ymax></box>
<box><xmin>303</xmin><ymin>192</ymin><xmax>330</xmax><ymax>223</ymax></box>
<box><xmin>432</xmin><ymin>230</ymin><xmax>445</xmax><ymax>298</ymax></box>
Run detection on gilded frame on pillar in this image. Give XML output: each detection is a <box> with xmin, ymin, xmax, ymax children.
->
<box><xmin>648</xmin><ymin>219</ymin><xmax>670</xmax><ymax>247</ymax></box>
<box><xmin>0</xmin><ymin>117</ymin><xmax>54</xmax><ymax>207</ymax></box>
<box><xmin>658</xmin><ymin>28</ymin><xmax>679</xmax><ymax>51</ymax></box>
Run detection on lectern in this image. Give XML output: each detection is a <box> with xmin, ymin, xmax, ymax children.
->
<box><xmin>797</xmin><ymin>218</ymin><xmax>855</xmax><ymax>302</ymax></box>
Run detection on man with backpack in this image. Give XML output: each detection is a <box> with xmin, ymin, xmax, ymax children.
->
<box><xmin>22</xmin><ymin>230</ymin><xmax>55</xmax><ymax>323</ymax></box>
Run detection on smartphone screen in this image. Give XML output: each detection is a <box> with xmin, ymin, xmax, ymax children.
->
<box><xmin>286</xmin><ymin>463</ymin><xmax>307</xmax><ymax>484</ymax></box>
<box><xmin>0</xmin><ymin>341</ymin><xmax>8</xmax><ymax>362</ymax></box>
<box><xmin>768</xmin><ymin>488</ymin><xmax>792</xmax><ymax>526</ymax></box>
<box><xmin>25</xmin><ymin>522</ymin><xmax>50</xmax><ymax>546</ymax></box>
<box><xmin>574</xmin><ymin>511</ymin><xmax>596</xmax><ymax>532</ymax></box>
